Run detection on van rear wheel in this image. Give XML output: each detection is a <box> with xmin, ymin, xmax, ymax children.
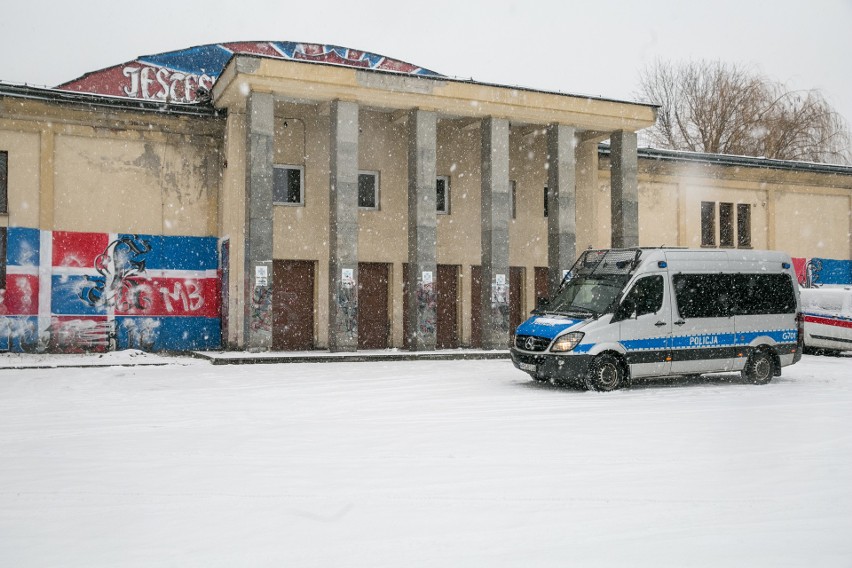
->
<box><xmin>743</xmin><ymin>349</ymin><xmax>774</xmax><ymax>385</ymax></box>
<box><xmin>585</xmin><ymin>354</ymin><xmax>624</xmax><ymax>392</ymax></box>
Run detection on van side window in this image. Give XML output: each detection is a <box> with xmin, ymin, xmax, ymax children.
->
<box><xmin>732</xmin><ymin>273</ymin><xmax>796</xmax><ymax>315</ymax></box>
<box><xmin>616</xmin><ymin>275</ymin><xmax>663</xmax><ymax>319</ymax></box>
<box><xmin>673</xmin><ymin>274</ymin><xmax>734</xmax><ymax>318</ymax></box>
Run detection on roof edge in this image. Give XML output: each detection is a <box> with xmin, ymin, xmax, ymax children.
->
<box><xmin>600</xmin><ymin>143</ymin><xmax>852</xmax><ymax>175</ymax></box>
<box><xmin>0</xmin><ymin>81</ymin><xmax>222</xmax><ymax>118</ymax></box>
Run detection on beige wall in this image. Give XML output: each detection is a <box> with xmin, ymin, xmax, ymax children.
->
<box><xmin>0</xmin><ymin>98</ymin><xmax>223</xmax><ymax>236</ymax></box>
<box><xmin>623</xmin><ymin>157</ymin><xmax>852</xmax><ymax>259</ymax></box>
<box><xmin>775</xmin><ymin>190</ymin><xmax>850</xmax><ymax>258</ymax></box>
<box><xmin>5</xmin><ymin>89</ymin><xmax>851</xmax><ymax>353</ymax></box>
<box><xmin>52</xmin><ymin>133</ymin><xmax>219</xmax><ymax>235</ymax></box>
<box><xmin>0</xmin><ymin>128</ymin><xmax>40</xmax><ymax>228</ymax></box>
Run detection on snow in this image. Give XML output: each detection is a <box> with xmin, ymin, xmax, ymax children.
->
<box><xmin>1</xmin><ymin>353</ymin><xmax>851</xmax><ymax>566</ymax></box>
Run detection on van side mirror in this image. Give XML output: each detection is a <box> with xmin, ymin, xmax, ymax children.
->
<box><xmin>537</xmin><ymin>297</ymin><xmax>549</xmax><ymax>309</ymax></box>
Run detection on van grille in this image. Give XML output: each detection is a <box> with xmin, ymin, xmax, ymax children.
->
<box><xmin>515</xmin><ymin>335</ymin><xmax>551</xmax><ymax>352</ymax></box>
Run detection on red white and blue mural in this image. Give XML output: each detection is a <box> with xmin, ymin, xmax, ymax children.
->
<box><xmin>57</xmin><ymin>42</ymin><xmax>442</xmax><ymax>104</ymax></box>
<box><xmin>1</xmin><ymin>227</ymin><xmax>220</xmax><ymax>353</ymax></box>
<box><xmin>793</xmin><ymin>257</ymin><xmax>852</xmax><ymax>288</ymax></box>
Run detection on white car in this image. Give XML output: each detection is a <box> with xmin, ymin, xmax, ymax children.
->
<box><xmin>801</xmin><ymin>287</ymin><xmax>852</xmax><ymax>354</ymax></box>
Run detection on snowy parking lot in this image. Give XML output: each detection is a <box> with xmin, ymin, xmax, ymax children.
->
<box><xmin>1</xmin><ymin>353</ymin><xmax>851</xmax><ymax>567</ymax></box>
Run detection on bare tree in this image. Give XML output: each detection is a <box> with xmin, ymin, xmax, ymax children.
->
<box><xmin>637</xmin><ymin>60</ymin><xmax>851</xmax><ymax>164</ymax></box>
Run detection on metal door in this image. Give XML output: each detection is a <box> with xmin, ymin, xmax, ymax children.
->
<box><xmin>272</xmin><ymin>260</ymin><xmax>315</xmax><ymax>350</ymax></box>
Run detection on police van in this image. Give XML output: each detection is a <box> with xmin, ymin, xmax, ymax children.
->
<box><xmin>511</xmin><ymin>248</ymin><xmax>803</xmax><ymax>390</ymax></box>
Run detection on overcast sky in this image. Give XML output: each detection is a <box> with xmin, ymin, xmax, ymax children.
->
<box><xmin>2</xmin><ymin>0</ymin><xmax>850</xmax><ymax>138</ymax></box>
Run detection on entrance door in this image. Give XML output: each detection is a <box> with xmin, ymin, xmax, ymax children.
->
<box><xmin>471</xmin><ymin>266</ymin><xmax>482</xmax><ymax>348</ymax></box>
<box><xmin>272</xmin><ymin>260</ymin><xmax>315</xmax><ymax>350</ymax></box>
<box><xmin>437</xmin><ymin>265</ymin><xmax>459</xmax><ymax>349</ymax></box>
<box><xmin>534</xmin><ymin>266</ymin><xmax>549</xmax><ymax>306</ymax></box>
<box><xmin>510</xmin><ymin>266</ymin><xmax>525</xmax><ymax>333</ymax></box>
<box><xmin>358</xmin><ymin>262</ymin><xmax>390</xmax><ymax>349</ymax></box>
<box><xmin>470</xmin><ymin>266</ymin><xmax>523</xmax><ymax>347</ymax></box>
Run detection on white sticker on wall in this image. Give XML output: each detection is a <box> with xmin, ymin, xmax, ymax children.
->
<box><xmin>496</xmin><ymin>273</ymin><xmax>506</xmax><ymax>286</ymax></box>
<box><xmin>422</xmin><ymin>271</ymin><xmax>433</xmax><ymax>284</ymax></box>
<box><xmin>255</xmin><ymin>265</ymin><xmax>268</xmax><ymax>278</ymax></box>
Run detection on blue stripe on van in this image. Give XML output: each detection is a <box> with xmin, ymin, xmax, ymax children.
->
<box><xmin>515</xmin><ymin>317</ymin><xmax>583</xmax><ymax>339</ymax></box>
<box><xmin>572</xmin><ymin>329</ymin><xmax>798</xmax><ymax>355</ymax></box>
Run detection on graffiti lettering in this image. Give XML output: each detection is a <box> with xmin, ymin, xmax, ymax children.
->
<box><xmin>82</xmin><ymin>235</ymin><xmax>152</xmax><ymax>309</ymax></box>
<box><xmin>159</xmin><ymin>281</ymin><xmax>205</xmax><ymax>313</ymax></box>
<box><xmin>122</xmin><ymin>66</ymin><xmax>214</xmax><ymax>103</ymax></box>
<box><xmin>250</xmin><ymin>286</ymin><xmax>273</xmax><ymax>333</ymax></box>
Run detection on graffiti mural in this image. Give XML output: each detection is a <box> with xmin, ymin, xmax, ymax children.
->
<box><xmin>491</xmin><ymin>274</ymin><xmax>510</xmax><ymax>335</ymax></box>
<box><xmin>57</xmin><ymin>42</ymin><xmax>442</xmax><ymax>103</ymax></box>
<box><xmin>80</xmin><ymin>235</ymin><xmax>151</xmax><ymax>309</ymax></box>
<box><xmin>416</xmin><ymin>280</ymin><xmax>437</xmax><ymax>337</ymax></box>
<box><xmin>336</xmin><ymin>270</ymin><xmax>358</xmax><ymax>339</ymax></box>
<box><xmin>793</xmin><ymin>257</ymin><xmax>852</xmax><ymax>288</ymax></box>
<box><xmin>0</xmin><ymin>227</ymin><xmax>221</xmax><ymax>353</ymax></box>
<box><xmin>250</xmin><ymin>285</ymin><xmax>272</xmax><ymax>334</ymax></box>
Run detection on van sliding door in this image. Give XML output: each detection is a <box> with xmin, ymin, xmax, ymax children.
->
<box><xmin>670</xmin><ymin>273</ymin><xmax>736</xmax><ymax>374</ymax></box>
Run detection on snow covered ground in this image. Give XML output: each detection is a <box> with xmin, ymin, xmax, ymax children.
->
<box><xmin>1</xmin><ymin>353</ymin><xmax>851</xmax><ymax>567</ymax></box>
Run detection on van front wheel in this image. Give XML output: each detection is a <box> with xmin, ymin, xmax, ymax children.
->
<box><xmin>585</xmin><ymin>354</ymin><xmax>624</xmax><ymax>392</ymax></box>
<box><xmin>743</xmin><ymin>349</ymin><xmax>774</xmax><ymax>385</ymax></box>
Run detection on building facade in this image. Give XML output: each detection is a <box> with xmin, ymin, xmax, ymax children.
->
<box><xmin>1</xmin><ymin>42</ymin><xmax>850</xmax><ymax>353</ymax></box>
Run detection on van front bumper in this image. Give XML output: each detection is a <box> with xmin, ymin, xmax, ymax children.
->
<box><xmin>510</xmin><ymin>348</ymin><xmax>594</xmax><ymax>383</ymax></box>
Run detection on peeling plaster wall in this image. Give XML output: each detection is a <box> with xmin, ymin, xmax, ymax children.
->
<box><xmin>53</xmin><ymin>133</ymin><xmax>219</xmax><ymax>236</ymax></box>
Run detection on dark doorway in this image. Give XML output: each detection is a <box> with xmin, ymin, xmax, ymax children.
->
<box><xmin>272</xmin><ymin>260</ymin><xmax>315</xmax><ymax>350</ymax></box>
<box><xmin>358</xmin><ymin>262</ymin><xmax>391</xmax><ymax>349</ymax></box>
<box><xmin>436</xmin><ymin>265</ymin><xmax>459</xmax><ymax>349</ymax></box>
<box><xmin>402</xmin><ymin>264</ymin><xmax>458</xmax><ymax>349</ymax></box>
<box><xmin>471</xmin><ymin>265</ymin><xmax>525</xmax><ymax>348</ymax></box>
<box><xmin>534</xmin><ymin>266</ymin><xmax>549</xmax><ymax>306</ymax></box>
<box><xmin>510</xmin><ymin>266</ymin><xmax>525</xmax><ymax>333</ymax></box>
<box><xmin>470</xmin><ymin>265</ymin><xmax>482</xmax><ymax>348</ymax></box>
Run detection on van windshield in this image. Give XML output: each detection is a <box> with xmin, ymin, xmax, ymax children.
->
<box><xmin>545</xmin><ymin>275</ymin><xmax>629</xmax><ymax>318</ymax></box>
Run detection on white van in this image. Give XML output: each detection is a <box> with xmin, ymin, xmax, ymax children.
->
<box><xmin>511</xmin><ymin>248</ymin><xmax>803</xmax><ymax>390</ymax></box>
<box><xmin>800</xmin><ymin>287</ymin><xmax>852</xmax><ymax>353</ymax></box>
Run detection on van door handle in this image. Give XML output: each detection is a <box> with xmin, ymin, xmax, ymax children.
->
<box><xmin>674</xmin><ymin>320</ymin><xmax>686</xmax><ymax>326</ymax></box>
<box><xmin>654</xmin><ymin>321</ymin><xmax>666</xmax><ymax>327</ymax></box>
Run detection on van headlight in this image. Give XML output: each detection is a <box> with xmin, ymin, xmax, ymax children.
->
<box><xmin>550</xmin><ymin>332</ymin><xmax>584</xmax><ymax>352</ymax></box>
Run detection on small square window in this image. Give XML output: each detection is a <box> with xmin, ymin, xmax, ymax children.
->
<box><xmin>701</xmin><ymin>201</ymin><xmax>716</xmax><ymax>247</ymax></box>
<box><xmin>358</xmin><ymin>171</ymin><xmax>379</xmax><ymax>210</ymax></box>
<box><xmin>719</xmin><ymin>202</ymin><xmax>734</xmax><ymax>248</ymax></box>
<box><xmin>737</xmin><ymin>204</ymin><xmax>752</xmax><ymax>248</ymax></box>
<box><xmin>273</xmin><ymin>165</ymin><xmax>304</xmax><ymax>205</ymax></box>
<box><xmin>436</xmin><ymin>176</ymin><xmax>450</xmax><ymax>214</ymax></box>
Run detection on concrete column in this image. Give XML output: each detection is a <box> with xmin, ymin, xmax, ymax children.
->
<box><xmin>546</xmin><ymin>124</ymin><xmax>577</xmax><ymax>296</ymax></box>
<box><xmin>610</xmin><ymin>130</ymin><xmax>639</xmax><ymax>248</ymax></box>
<box><xmin>328</xmin><ymin>100</ymin><xmax>360</xmax><ymax>351</ymax></box>
<box><xmin>406</xmin><ymin>109</ymin><xmax>438</xmax><ymax>351</ymax></box>
<box><xmin>243</xmin><ymin>91</ymin><xmax>274</xmax><ymax>351</ymax></box>
<box><xmin>480</xmin><ymin>117</ymin><xmax>511</xmax><ymax>349</ymax></box>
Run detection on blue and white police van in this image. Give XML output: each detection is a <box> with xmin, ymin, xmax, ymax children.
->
<box><xmin>511</xmin><ymin>248</ymin><xmax>803</xmax><ymax>390</ymax></box>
